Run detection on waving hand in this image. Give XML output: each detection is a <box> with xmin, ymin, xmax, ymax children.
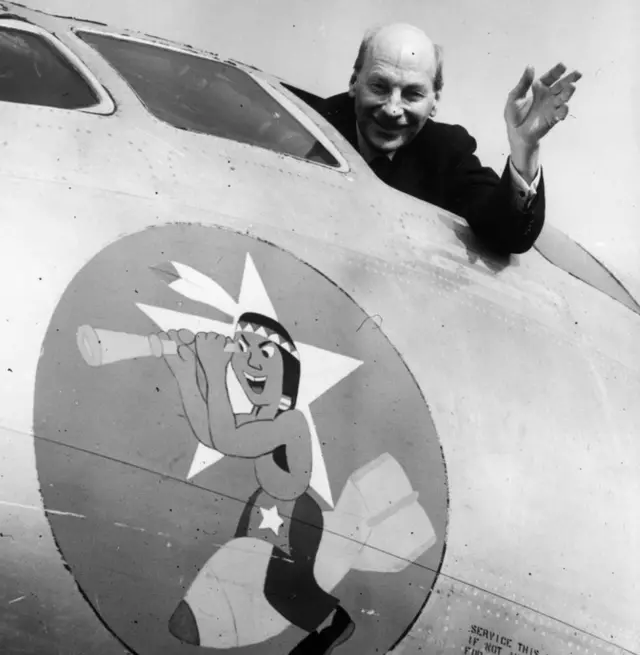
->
<box><xmin>505</xmin><ymin>63</ymin><xmax>582</xmax><ymax>146</ymax></box>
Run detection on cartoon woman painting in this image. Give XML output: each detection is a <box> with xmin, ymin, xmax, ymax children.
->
<box><xmin>161</xmin><ymin>312</ymin><xmax>355</xmax><ymax>654</ymax></box>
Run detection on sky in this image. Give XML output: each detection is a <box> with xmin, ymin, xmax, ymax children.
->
<box><xmin>22</xmin><ymin>0</ymin><xmax>640</xmax><ymax>298</ymax></box>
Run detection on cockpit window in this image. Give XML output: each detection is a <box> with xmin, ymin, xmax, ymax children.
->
<box><xmin>77</xmin><ymin>31</ymin><xmax>340</xmax><ymax>167</ymax></box>
<box><xmin>0</xmin><ymin>26</ymin><xmax>98</xmax><ymax>109</ymax></box>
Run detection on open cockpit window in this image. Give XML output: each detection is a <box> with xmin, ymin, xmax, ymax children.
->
<box><xmin>0</xmin><ymin>24</ymin><xmax>99</xmax><ymax>109</ymax></box>
<box><xmin>77</xmin><ymin>31</ymin><xmax>341</xmax><ymax>168</ymax></box>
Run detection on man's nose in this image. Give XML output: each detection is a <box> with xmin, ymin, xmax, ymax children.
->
<box><xmin>248</xmin><ymin>352</ymin><xmax>262</xmax><ymax>370</ymax></box>
<box><xmin>381</xmin><ymin>90</ymin><xmax>403</xmax><ymax>118</ymax></box>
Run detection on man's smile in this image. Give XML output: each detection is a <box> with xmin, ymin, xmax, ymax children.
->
<box><xmin>372</xmin><ymin>115</ymin><xmax>406</xmax><ymax>133</ymax></box>
<box><xmin>244</xmin><ymin>371</ymin><xmax>267</xmax><ymax>394</ymax></box>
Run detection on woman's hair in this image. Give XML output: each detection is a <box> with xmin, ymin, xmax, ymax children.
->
<box><xmin>236</xmin><ymin>312</ymin><xmax>301</xmax><ymax>409</ymax></box>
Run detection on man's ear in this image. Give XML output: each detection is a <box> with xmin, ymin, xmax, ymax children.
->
<box><xmin>348</xmin><ymin>71</ymin><xmax>358</xmax><ymax>98</ymax></box>
<box><xmin>429</xmin><ymin>92</ymin><xmax>441</xmax><ymax>117</ymax></box>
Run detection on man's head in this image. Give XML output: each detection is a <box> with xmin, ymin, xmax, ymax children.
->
<box><xmin>348</xmin><ymin>23</ymin><xmax>443</xmax><ymax>156</ymax></box>
<box><xmin>232</xmin><ymin>312</ymin><xmax>301</xmax><ymax>411</ymax></box>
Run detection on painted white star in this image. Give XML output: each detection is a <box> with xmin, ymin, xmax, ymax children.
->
<box><xmin>137</xmin><ymin>253</ymin><xmax>363</xmax><ymax>507</ymax></box>
<box><xmin>259</xmin><ymin>506</ymin><xmax>284</xmax><ymax>536</ymax></box>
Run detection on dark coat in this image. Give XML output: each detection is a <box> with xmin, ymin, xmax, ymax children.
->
<box><xmin>319</xmin><ymin>93</ymin><xmax>545</xmax><ymax>254</ymax></box>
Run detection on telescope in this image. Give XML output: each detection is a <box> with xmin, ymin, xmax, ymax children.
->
<box><xmin>76</xmin><ymin>325</ymin><xmax>237</xmax><ymax>367</ymax></box>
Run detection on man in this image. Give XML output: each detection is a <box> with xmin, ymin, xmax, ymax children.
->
<box><xmin>320</xmin><ymin>23</ymin><xmax>581</xmax><ymax>254</ymax></box>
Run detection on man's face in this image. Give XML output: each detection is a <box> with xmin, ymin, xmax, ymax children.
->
<box><xmin>349</xmin><ymin>37</ymin><xmax>439</xmax><ymax>155</ymax></box>
<box><xmin>231</xmin><ymin>332</ymin><xmax>284</xmax><ymax>408</ymax></box>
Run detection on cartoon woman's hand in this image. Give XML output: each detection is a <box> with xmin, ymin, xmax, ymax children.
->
<box><xmin>160</xmin><ymin>329</ymin><xmax>197</xmax><ymax>381</ymax></box>
<box><xmin>195</xmin><ymin>331</ymin><xmax>234</xmax><ymax>377</ymax></box>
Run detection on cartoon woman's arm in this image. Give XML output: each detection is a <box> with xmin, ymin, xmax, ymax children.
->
<box><xmin>195</xmin><ymin>332</ymin><xmax>299</xmax><ymax>457</ymax></box>
<box><xmin>162</xmin><ymin>330</ymin><xmax>214</xmax><ymax>449</ymax></box>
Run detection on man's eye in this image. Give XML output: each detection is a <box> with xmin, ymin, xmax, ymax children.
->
<box><xmin>369</xmin><ymin>82</ymin><xmax>386</xmax><ymax>94</ymax></box>
<box><xmin>404</xmin><ymin>91</ymin><xmax>425</xmax><ymax>102</ymax></box>
<box><xmin>261</xmin><ymin>344</ymin><xmax>275</xmax><ymax>359</ymax></box>
<box><xmin>238</xmin><ymin>340</ymin><xmax>248</xmax><ymax>353</ymax></box>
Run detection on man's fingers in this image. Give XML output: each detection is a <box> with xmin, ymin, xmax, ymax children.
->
<box><xmin>539</xmin><ymin>62</ymin><xmax>568</xmax><ymax>87</ymax></box>
<box><xmin>193</xmin><ymin>331</ymin><xmax>233</xmax><ymax>360</ymax></box>
<box><xmin>509</xmin><ymin>65</ymin><xmax>535</xmax><ymax>98</ymax></box>
<box><xmin>194</xmin><ymin>332</ymin><xmax>215</xmax><ymax>359</ymax></box>
<box><xmin>551</xmin><ymin>70</ymin><xmax>582</xmax><ymax>95</ymax></box>
<box><xmin>554</xmin><ymin>83</ymin><xmax>576</xmax><ymax>105</ymax></box>
<box><xmin>551</xmin><ymin>73</ymin><xmax>581</xmax><ymax>95</ymax></box>
<box><xmin>195</xmin><ymin>332</ymin><xmax>205</xmax><ymax>357</ymax></box>
<box><xmin>178</xmin><ymin>329</ymin><xmax>195</xmax><ymax>345</ymax></box>
<box><xmin>552</xmin><ymin>104</ymin><xmax>570</xmax><ymax>124</ymax></box>
<box><xmin>176</xmin><ymin>344</ymin><xmax>189</xmax><ymax>362</ymax></box>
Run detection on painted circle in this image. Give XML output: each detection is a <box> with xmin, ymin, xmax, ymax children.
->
<box><xmin>34</xmin><ymin>225</ymin><xmax>448</xmax><ymax>654</ymax></box>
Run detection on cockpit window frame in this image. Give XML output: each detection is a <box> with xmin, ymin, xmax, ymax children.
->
<box><xmin>534</xmin><ymin>224</ymin><xmax>640</xmax><ymax>317</ymax></box>
<box><xmin>73</xmin><ymin>28</ymin><xmax>349</xmax><ymax>172</ymax></box>
<box><xmin>0</xmin><ymin>18</ymin><xmax>115</xmax><ymax>115</ymax></box>
<box><xmin>251</xmin><ymin>75</ymin><xmax>349</xmax><ymax>173</ymax></box>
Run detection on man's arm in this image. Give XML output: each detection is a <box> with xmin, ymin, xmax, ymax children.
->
<box><xmin>509</xmin><ymin>157</ymin><xmax>541</xmax><ymax>210</ymax></box>
<box><xmin>194</xmin><ymin>331</ymin><xmax>297</xmax><ymax>458</ymax></box>
<box><xmin>445</xmin><ymin>62</ymin><xmax>579</xmax><ymax>254</ymax></box>
<box><xmin>203</xmin><ymin>364</ymin><xmax>292</xmax><ymax>457</ymax></box>
<box><xmin>161</xmin><ymin>331</ymin><xmax>215</xmax><ymax>448</ymax></box>
<box><xmin>173</xmin><ymin>365</ymin><xmax>216</xmax><ymax>448</ymax></box>
<box><xmin>442</xmin><ymin>127</ymin><xmax>545</xmax><ymax>254</ymax></box>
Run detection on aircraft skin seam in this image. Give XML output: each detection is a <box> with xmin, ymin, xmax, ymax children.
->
<box><xmin>11</xmin><ymin>424</ymin><xmax>439</xmax><ymax>572</ymax></box>
<box><xmin>3</xmin><ymin>422</ymin><xmax>634</xmax><ymax>651</ymax></box>
<box><xmin>0</xmin><ymin>181</ymin><xmax>636</xmax><ymax>375</ymax></box>
<box><xmin>0</xmin><ymin>212</ymin><xmax>635</xmax><ymax>379</ymax></box>
<box><xmin>2</xmin><ymin>161</ymin><xmax>634</xmax><ymax>345</ymax></box>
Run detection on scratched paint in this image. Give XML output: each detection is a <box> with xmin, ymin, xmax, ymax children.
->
<box><xmin>0</xmin><ymin>500</ymin><xmax>86</xmax><ymax>519</ymax></box>
<box><xmin>33</xmin><ymin>224</ymin><xmax>448</xmax><ymax>654</ymax></box>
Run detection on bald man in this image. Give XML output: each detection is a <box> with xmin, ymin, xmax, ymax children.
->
<box><xmin>320</xmin><ymin>23</ymin><xmax>581</xmax><ymax>254</ymax></box>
